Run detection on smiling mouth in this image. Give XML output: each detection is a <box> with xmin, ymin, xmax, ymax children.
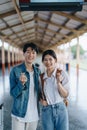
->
<box><xmin>28</xmin><ymin>57</ymin><xmax>33</xmax><ymax>60</ymax></box>
<box><xmin>46</xmin><ymin>65</ymin><xmax>51</xmax><ymax>67</ymax></box>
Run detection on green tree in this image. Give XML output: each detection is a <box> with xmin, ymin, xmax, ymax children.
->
<box><xmin>71</xmin><ymin>44</ymin><xmax>85</xmax><ymax>58</ymax></box>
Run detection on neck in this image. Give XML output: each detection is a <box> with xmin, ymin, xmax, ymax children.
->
<box><xmin>47</xmin><ymin>68</ymin><xmax>55</xmax><ymax>77</ymax></box>
<box><xmin>25</xmin><ymin>62</ymin><xmax>33</xmax><ymax>72</ymax></box>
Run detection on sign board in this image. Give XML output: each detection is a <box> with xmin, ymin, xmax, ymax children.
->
<box><xmin>19</xmin><ymin>0</ymin><xmax>84</xmax><ymax>11</ymax></box>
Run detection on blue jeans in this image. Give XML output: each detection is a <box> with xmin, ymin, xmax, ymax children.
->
<box><xmin>41</xmin><ymin>102</ymin><xmax>69</xmax><ymax>130</ymax></box>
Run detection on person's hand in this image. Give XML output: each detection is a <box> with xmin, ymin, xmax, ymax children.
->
<box><xmin>20</xmin><ymin>73</ymin><xmax>27</xmax><ymax>85</ymax></box>
<box><xmin>56</xmin><ymin>69</ymin><xmax>63</xmax><ymax>83</ymax></box>
<box><xmin>40</xmin><ymin>99</ymin><xmax>48</xmax><ymax>106</ymax></box>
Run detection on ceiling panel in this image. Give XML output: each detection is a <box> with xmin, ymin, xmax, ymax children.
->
<box><xmin>0</xmin><ymin>0</ymin><xmax>87</xmax><ymax>51</ymax></box>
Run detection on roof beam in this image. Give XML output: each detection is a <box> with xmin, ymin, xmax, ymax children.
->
<box><xmin>12</xmin><ymin>0</ymin><xmax>30</xmax><ymax>40</ymax></box>
<box><xmin>8</xmin><ymin>27</ymin><xmax>35</xmax><ymax>37</ymax></box>
<box><xmin>0</xmin><ymin>32</ymin><xmax>19</xmax><ymax>47</ymax></box>
<box><xmin>54</xmin><ymin>11</ymin><xmax>87</xmax><ymax>25</ymax></box>
<box><xmin>37</xmin><ymin>17</ymin><xmax>77</xmax><ymax>33</ymax></box>
<box><xmin>0</xmin><ymin>10</ymin><xmax>17</xmax><ymax>19</ymax></box>
<box><xmin>1</xmin><ymin>18</ymin><xmax>34</xmax><ymax>31</ymax></box>
<box><xmin>38</xmin><ymin>26</ymin><xmax>68</xmax><ymax>38</ymax></box>
<box><xmin>50</xmin><ymin>28</ymin><xmax>87</xmax><ymax>48</ymax></box>
<box><xmin>1</xmin><ymin>19</ymin><xmax>23</xmax><ymax>43</ymax></box>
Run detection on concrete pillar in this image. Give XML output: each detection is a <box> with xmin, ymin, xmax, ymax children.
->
<box><xmin>17</xmin><ymin>49</ymin><xmax>20</xmax><ymax>63</ymax></box>
<box><xmin>19</xmin><ymin>49</ymin><xmax>24</xmax><ymax>63</ymax></box>
<box><xmin>14</xmin><ymin>48</ymin><xmax>16</xmax><ymax>65</ymax></box>
<box><xmin>12</xmin><ymin>47</ymin><xmax>14</xmax><ymax>66</ymax></box>
<box><xmin>7</xmin><ymin>45</ymin><xmax>10</xmax><ymax>73</ymax></box>
<box><xmin>16</xmin><ymin>49</ymin><xmax>19</xmax><ymax>64</ymax></box>
<box><xmin>14</xmin><ymin>48</ymin><xmax>17</xmax><ymax>65</ymax></box>
<box><xmin>68</xmin><ymin>42</ymin><xmax>71</xmax><ymax>74</ymax></box>
<box><xmin>76</xmin><ymin>37</ymin><xmax>80</xmax><ymax>77</ymax></box>
<box><xmin>1</xmin><ymin>39</ymin><xmax>5</xmax><ymax>76</ymax></box>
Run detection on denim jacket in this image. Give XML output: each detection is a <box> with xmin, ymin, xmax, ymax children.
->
<box><xmin>10</xmin><ymin>62</ymin><xmax>40</xmax><ymax>117</ymax></box>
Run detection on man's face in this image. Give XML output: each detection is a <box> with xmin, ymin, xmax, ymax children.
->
<box><xmin>24</xmin><ymin>47</ymin><xmax>37</xmax><ymax>64</ymax></box>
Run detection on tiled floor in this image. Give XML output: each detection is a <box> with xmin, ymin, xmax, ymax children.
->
<box><xmin>0</xmin><ymin>67</ymin><xmax>87</xmax><ymax>130</ymax></box>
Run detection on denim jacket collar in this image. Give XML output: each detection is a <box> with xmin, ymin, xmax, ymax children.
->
<box><xmin>21</xmin><ymin>62</ymin><xmax>38</xmax><ymax>74</ymax></box>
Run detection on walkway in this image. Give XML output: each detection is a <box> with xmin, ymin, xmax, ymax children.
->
<box><xmin>0</xmin><ymin>67</ymin><xmax>87</xmax><ymax>130</ymax></box>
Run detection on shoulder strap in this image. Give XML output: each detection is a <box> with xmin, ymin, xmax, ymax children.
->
<box><xmin>40</xmin><ymin>69</ymin><xmax>62</xmax><ymax>88</ymax></box>
<box><xmin>40</xmin><ymin>69</ymin><xmax>62</xmax><ymax>97</ymax></box>
<box><xmin>40</xmin><ymin>73</ymin><xmax>44</xmax><ymax>90</ymax></box>
<box><xmin>40</xmin><ymin>73</ymin><xmax>46</xmax><ymax>100</ymax></box>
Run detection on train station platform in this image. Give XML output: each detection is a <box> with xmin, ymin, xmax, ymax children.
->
<box><xmin>0</xmin><ymin>67</ymin><xmax>87</xmax><ymax>130</ymax></box>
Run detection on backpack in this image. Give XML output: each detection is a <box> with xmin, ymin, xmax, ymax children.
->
<box><xmin>40</xmin><ymin>69</ymin><xmax>69</xmax><ymax>107</ymax></box>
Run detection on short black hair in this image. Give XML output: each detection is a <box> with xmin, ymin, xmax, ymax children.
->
<box><xmin>23</xmin><ymin>43</ymin><xmax>39</xmax><ymax>54</ymax></box>
<box><xmin>42</xmin><ymin>49</ymin><xmax>57</xmax><ymax>62</ymax></box>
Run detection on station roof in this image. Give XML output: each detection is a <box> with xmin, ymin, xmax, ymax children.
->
<box><xmin>0</xmin><ymin>0</ymin><xmax>87</xmax><ymax>51</ymax></box>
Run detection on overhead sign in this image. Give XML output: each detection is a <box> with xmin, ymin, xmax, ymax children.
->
<box><xmin>19</xmin><ymin>0</ymin><xmax>84</xmax><ymax>11</ymax></box>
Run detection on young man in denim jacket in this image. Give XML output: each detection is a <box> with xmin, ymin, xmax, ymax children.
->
<box><xmin>10</xmin><ymin>43</ymin><xmax>40</xmax><ymax>130</ymax></box>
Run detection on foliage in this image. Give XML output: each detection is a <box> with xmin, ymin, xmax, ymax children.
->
<box><xmin>71</xmin><ymin>44</ymin><xmax>85</xmax><ymax>58</ymax></box>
